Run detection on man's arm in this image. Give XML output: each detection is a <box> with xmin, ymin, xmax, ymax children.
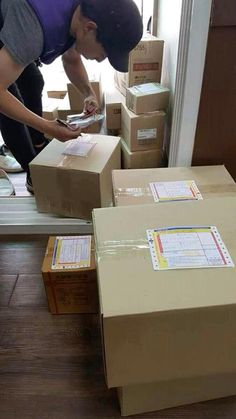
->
<box><xmin>0</xmin><ymin>47</ymin><xmax>81</xmax><ymax>141</ymax></box>
<box><xmin>62</xmin><ymin>48</ymin><xmax>99</xmax><ymax>115</ymax></box>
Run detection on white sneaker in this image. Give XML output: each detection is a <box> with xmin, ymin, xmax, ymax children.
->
<box><xmin>0</xmin><ymin>169</ymin><xmax>15</xmax><ymax>196</ymax></box>
<box><xmin>0</xmin><ymin>154</ymin><xmax>23</xmax><ymax>173</ymax></box>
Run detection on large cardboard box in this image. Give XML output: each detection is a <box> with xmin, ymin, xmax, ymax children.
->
<box><xmin>105</xmin><ymin>88</ymin><xmax>125</xmax><ymax>133</ymax></box>
<box><xmin>30</xmin><ymin>135</ymin><xmax>121</xmax><ymax>219</ymax></box>
<box><xmin>42</xmin><ymin>236</ymin><xmax>98</xmax><ymax>314</ymax></box>
<box><xmin>126</xmin><ymin>83</ymin><xmax>170</xmax><ymax>114</ymax></box>
<box><xmin>93</xmin><ymin>198</ymin><xmax>236</xmax><ymax>389</ymax></box>
<box><xmin>115</xmin><ymin>34</ymin><xmax>164</xmax><ymax>96</ymax></box>
<box><xmin>118</xmin><ymin>373</ymin><xmax>236</xmax><ymax>416</ymax></box>
<box><xmin>67</xmin><ymin>75</ymin><xmax>103</xmax><ymax>111</ymax></box>
<box><xmin>112</xmin><ymin>165</ymin><xmax>236</xmax><ymax>206</ymax></box>
<box><xmin>121</xmin><ymin>139</ymin><xmax>163</xmax><ymax>169</ymax></box>
<box><xmin>121</xmin><ymin>104</ymin><xmax>165</xmax><ymax>152</ymax></box>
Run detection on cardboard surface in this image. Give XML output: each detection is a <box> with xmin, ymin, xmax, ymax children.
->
<box><xmin>112</xmin><ymin>165</ymin><xmax>236</xmax><ymax>206</ymax></box>
<box><xmin>121</xmin><ymin>104</ymin><xmax>165</xmax><ymax>152</ymax></box>
<box><xmin>30</xmin><ymin>135</ymin><xmax>121</xmax><ymax>219</ymax></box>
<box><xmin>42</xmin><ymin>236</ymin><xmax>98</xmax><ymax>314</ymax></box>
<box><xmin>126</xmin><ymin>83</ymin><xmax>170</xmax><ymax>114</ymax></box>
<box><xmin>121</xmin><ymin>139</ymin><xmax>163</xmax><ymax>169</ymax></box>
<box><xmin>118</xmin><ymin>373</ymin><xmax>236</xmax><ymax>416</ymax></box>
<box><xmin>93</xmin><ymin>197</ymin><xmax>236</xmax><ymax>387</ymax></box>
<box><xmin>105</xmin><ymin>88</ymin><xmax>125</xmax><ymax>131</ymax></box>
<box><xmin>115</xmin><ymin>34</ymin><xmax>164</xmax><ymax>96</ymax></box>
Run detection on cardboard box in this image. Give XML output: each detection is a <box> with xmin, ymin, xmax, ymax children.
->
<box><xmin>47</xmin><ymin>90</ymin><xmax>67</xmax><ymax>100</ymax></box>
<box><xmin>93</xmin><ymin>197</ymin><xmax>236</xmax><ymax>389</ymax></box>
<box><xmin>42</xmin><ymin>236</ymin><xmax>98</xmax><ymax>314</ymax></box>
<box><xmin>118</xmin><ymin>373</ymin><xmax>236</xmax><ymax>416</ymax></box>
<box><xmin>30</xmin><ymin>135</ymin><xmax>121</xmax><ymax>219</ymax></box>
<box><xmin>112</xmin><ymin>165</ymin><xmax>236</xmax><ymax>206</ymax></box>
<box><xmin>121</xmin><ymin>104</ymin><xmax>165</xmax><ymax>152</ymax></box>
<box><xmin>115</xmin><ymin>34</ymin><xmax>164</xmax><ymax>96</ymax></box>
<box><xmin>126</xmin><ymin>83</ymin><xmax>170</xmax><ymax>114</ymax></box>
<box><xmin>67</xmin><ymin>76</ymin><xmax>103</xmax><ymax>111</ymax></box>
<box><xmin>105</xmin><ymin>88</ymin><xmax>125</xmax><ymax>132</ymax></box>
<box><xmin>121</xmin><ymin>139</ymin><xmax>163</xmax><ymax>169</ymax></box>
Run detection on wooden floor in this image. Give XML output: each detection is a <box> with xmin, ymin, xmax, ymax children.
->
<box><xmin>1</xmin><ymin>239</ymin><xmax>236</xmax><ymax>418</ymax></box>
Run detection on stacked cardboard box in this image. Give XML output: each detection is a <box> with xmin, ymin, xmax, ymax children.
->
<box><xmin>114</xmin><ymin>34</ymin><xmax>169</xmax><ymax>169</ymax></box>
<box><xmin>30</xmin><ymin>135</ymin><xmax>121</xmax><ymax>220</ymax></box>
<box><xmin>126</xmin><ymin>82</ymin><xmax>170</xmax><ymax>114</ymax></box>
<box><xmin>105</xmin><ymin>88</ymin><xmax>125</xmax><ymax>135</ymax></box>
<box><xmin>121</xmin><ymin>101</ymin><xmax>166</xmax><ymax>169</ymax></box>
<box><xmin>115</xmin><ymin>34</ymin><xmax>164</xmax><ymax>96</ymax></box>
<box><xmin>93</xmin><ymin>196</ymin><xmax>236</xmax><ymax>416</ymax></box>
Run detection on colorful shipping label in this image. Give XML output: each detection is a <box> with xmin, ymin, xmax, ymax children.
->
<box><xmin>52</xmin><ymin>236</ymin><xmax>91</xmax><ymax>270</ymax></box>
<box><xmin>147</xmin><ymin>226</ymin><xmax>234</xmax><ymax>271</ymax></box>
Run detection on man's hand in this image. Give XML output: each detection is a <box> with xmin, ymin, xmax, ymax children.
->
<box><xmin>45</xmin><ymin>120</ymin><xmax>81</xmax><ymax>142</ymax></box>
<box><xmin>83</xmin><ymin>94</ymin><xmax>99</xmax><ymax>116</ymax></box>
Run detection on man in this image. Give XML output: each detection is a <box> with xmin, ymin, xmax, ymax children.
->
<box><xmin>0</xmin><ymin>0</ymin><xmax>143</xmax><ymax>191</ymax></box>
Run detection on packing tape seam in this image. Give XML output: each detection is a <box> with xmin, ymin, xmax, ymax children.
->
<box><xmin>114</xmin><ymin>187</ymin><xmax>152</xmax><ymax>198</ymax></box>
<box><xmin>114</xmin><ymin>184</ymin><xmax>236</xmax><ymax>198</ymax></box>
<box><xmin>97</xmin><ymin>239</ymin><xmax>149</xmax><ymax>261</ymax></box>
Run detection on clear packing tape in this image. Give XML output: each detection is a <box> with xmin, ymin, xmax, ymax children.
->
<box><xmin>114</xmin><ymin>183</ymin><xmax>236</xmax><ymax>201</ymax></box>
<box><xmin>96</xmin><ymin>238</ymin><xmax>149</xmax><ymax>262</ymax></box>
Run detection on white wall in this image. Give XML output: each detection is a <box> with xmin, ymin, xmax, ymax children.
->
<box><xmin>157</xmin><ymin>0</ymin><xmax>182</xmax><ymax>97</ymax></box>
<box><xmin>156</xmin><ymin>0</ymin><xmax>183</xmax><ymax>151</ymax></box>
<box><xmin>168</xmin><ymin>0</ymin><xmax>212</xmax><ymax>167</ymax></box>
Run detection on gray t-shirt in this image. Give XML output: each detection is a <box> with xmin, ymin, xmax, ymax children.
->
<box><xmin>0</xmin><ymin>0</ymin><xmax>44</xmax><ymax>66</ymax></box>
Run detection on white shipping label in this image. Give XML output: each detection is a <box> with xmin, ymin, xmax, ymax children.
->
<box><xmin>138</xmin><ymin>128</ymin><xmax>157</xmax><ymax>141</ymax></box>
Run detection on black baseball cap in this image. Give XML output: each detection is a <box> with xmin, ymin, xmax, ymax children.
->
<box><xmin>80</xmin><ymin>0</ymin><xmax>143</xmax><ymax>72</ymax></box>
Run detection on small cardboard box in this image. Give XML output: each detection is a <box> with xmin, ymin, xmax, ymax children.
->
<box><xmin>118</xmin><ymin>373</ymin><xmax>236</xmax><ymax>416</ymax></box>
<box><xmin>67</xmin><ymin>75</ymin><xmax>103</xmax><ymax>111</ymax></box>
<box><xmin>126</xmin><ymin>83</ymin><xmax>170</xmax><ymax>114</ymax></box>
<box><xmin>105</xmin><ymin>88</ymin><xmax>125</xmax><ymax>132</ymax></box>
<box><xmin>115</xmin><ymin>34</ymin><xmax>164</xmax><ymax>96</ymax></box>
<box><xmin>121</xmin><ymin>104</ymin><xmax>165</xmax><ymax>152</ymax></box>
<box><xmin>42</xmin><ymin>236</ymin><xmax>98</xmax><ymax>314</ymax></box>
<box><xmin>112</xmin><ymin>165</ymin><xmax>236</xmax><ymax>206</ymax></box>
<box><xmin>93</xmin><ymin>197</ymin><xmax>236</xmax><ymax>389</ymax></box>
<box><xmin>30</xmin><ymin>135</ymin><xmax>121</xmax><ymax>219</ymax></box>
<box><xmin>121</xmin><ymin>139</ymin><xmax>163</xmax><ymax>169</ymax></box>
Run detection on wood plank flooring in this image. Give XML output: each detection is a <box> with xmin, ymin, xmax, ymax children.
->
<box><xmin>1</xmin><ymin>237</ymin><xmax>236</xmax><ymax>419</ymax></box>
